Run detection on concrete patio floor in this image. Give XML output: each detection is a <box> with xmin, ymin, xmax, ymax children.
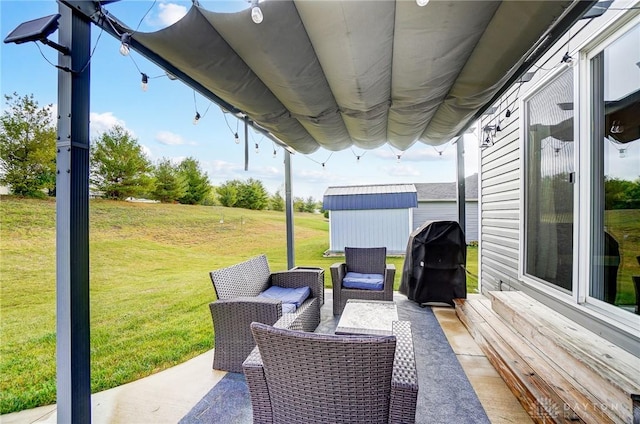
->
<box><xmin>1</xmin><ymin>293</ymin><xmax>531</xmax><ymax>424</ymax></box>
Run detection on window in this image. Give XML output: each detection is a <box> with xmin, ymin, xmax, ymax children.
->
<box><xmin>523</xmin><ymin>69</ymin><xmax>575</xmax><ymax>292</ymax></box>
<box><xmin>590</xmin><ymin>23</ymin><xmax>640</xmax><ymax>315</ymax></box>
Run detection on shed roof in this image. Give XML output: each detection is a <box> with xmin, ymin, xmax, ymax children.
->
<box><xmin>323</xmin><ymin>184</ymin><xmax>417</xmax><ymax>211</ymax></box>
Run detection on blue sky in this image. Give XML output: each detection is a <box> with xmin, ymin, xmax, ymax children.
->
<box><xmin>1</xmin><ymin>0</ymin><xmax>479</xmax><ymax>201</ymax></box>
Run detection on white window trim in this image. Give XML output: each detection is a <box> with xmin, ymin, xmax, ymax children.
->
<box><xmin>518</xmin><ymin>66</ymin><xmax>576</xmax><ymax>302</ymax></box>
<box><xmin>579</xmin><ymin>14</ymin><xmax>640</xmax><ymax>331</ymax></box>
<box><xmin>517</xmin><ymin>10</ymin><xmax>640</xmax><ymax>335</ymax></box>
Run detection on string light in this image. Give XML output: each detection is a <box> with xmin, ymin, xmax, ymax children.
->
<box><xmin>140</xmin><ymin>73</ymin><xmax>148</xmax><ymax>91</ymax></box>
<box><xmin>234</xmin><ymin>132</ymin><xmax>240</xmax><ymax>144</ymax></box>
<box><xmin>272</xmin><ymin>144</ymin><xmax>277</xmax><ymax>158</ymax></box>
<box><xmin>255</xmin><ymin>143</ymin><xmax>260</xmax><ymax>154</ymax></box>
<box><xmin>119</xmin><ymin>33</ymin><xmax>131</xmax><ymax>56</ymax></box>
<box><xmin>304</xmin><ymin>151</ymin><xmax>334</xmax><ymax>170</ymax></box>
<box><xmin>619</xmin><ymin>148</ymin><xmax>627</xmax><ymax>158</ymax></box>
<box><xmin>416</xmin><ymin>0</ymin><xmax>429</xmax><ymax>6</ymax></box>
<box><xmin>251</xmin><ymin>0</ymin><xmax>263</xmax><ymax>24</ymax></box>
<box><xmin>350</xmin><ymin>148</ymin><xmax>366</xmax><ymax>164</ymax></box>
<box><xmin>193</xmin><ymin>111</ymin><xmax>201</xmax><ymax>125</ymax></box>
<box><xmin>561</xmin><ymin>52</ymin><xmax>574</xmax><ymax>67</ymax></box>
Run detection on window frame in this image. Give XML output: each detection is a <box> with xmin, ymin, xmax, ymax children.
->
<box><xmin>518</xmin><ymin>65</ymin><xmax>579</xmax><ymax>303</ymax></box>
<box><xmin>518</xmin><ymin>12</ymin><xmax>640</xmax><ymax>335</ymax></box>
<box><xmin>579</xmin><ymin>15</ymin><xmax>640</xmax><ymax>330</ymax></box>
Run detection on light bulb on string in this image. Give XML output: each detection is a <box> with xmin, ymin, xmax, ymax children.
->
<box><xmin>119</xmin><ymin>33</ymin><xmax>131</xmax><ymax>56</ymax></box>
<box><xmin>234</xmin><ymin>132</ymin><xmax>240</xmax><ymax>144</ymax></box>
<box><xmin>141</xmin><ymin>73</ymin><xmax>148</xmax><ymax>92</ymax></box>
<box><xmin>619</xmin><ymin>148</ymin><xmax>627</xmax><ymax>158</ymax></box>
<box><xmin>272</xmin><ymin>149</ymin><xmax>277</xmax><ymax>158</ymax></box>
<box><xmin>251</xmin><ymin>0</ymin><xmax>263</xmax><ymax>24</ymax></box>
<box><xmin>193</xmin><ymin>112</ymin><xmax>201</xmax><ymax>125</ymax></box>
<box><xmin>356</xmin><ymin>155</ymin><xmax>361</xmax><ymax>163</ymax></box>
<box><xmin>255</xmin><ymin>143</ymin><xmax>259</xmax><ymax>154</ymax></box>
<box><xmin>416</xmin><ymin>0</ymin><xmax>429</xmax><ymax>6</ymax></box>
<box><xmin>561</xmin><ymin>52</ymin><xmax>575</xmax><ymax>68</ymax></box>
<box><xmin>396</xmin><ymin>154</ymin><xmax>402</xmax><ymax>163</ymax></box>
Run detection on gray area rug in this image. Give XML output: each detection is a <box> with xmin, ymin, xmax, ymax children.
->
<box><xmin>180</xmin><ymin>295</ymin><xmax>489</xmax><ymax>423</ymax></box>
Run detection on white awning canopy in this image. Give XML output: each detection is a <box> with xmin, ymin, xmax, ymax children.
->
<box><xmin>76</xmin><ymin>1</ymin><xmax>593</xmax><ymax>154</ymax></box>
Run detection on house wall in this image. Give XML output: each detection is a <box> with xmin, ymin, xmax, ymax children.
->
<box><xmin>329</xmin><ymin>208</ymin><xmax>412</xmax><ymax>254</ymax></box>
<box><xmin>413</xmin><ymin>201</ymin><xmax>479</xmax><ymax>242</ymax></box>
<box><xmin>478</xmin><ymin>4</ymin><xmax>640</xmax><ymax>354</ymax></box>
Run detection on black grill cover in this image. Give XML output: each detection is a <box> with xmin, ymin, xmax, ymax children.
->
<box><xmin>400</xmin><ymin>220</ymin><xmax>466</xmax><ymax>306</ymax></box>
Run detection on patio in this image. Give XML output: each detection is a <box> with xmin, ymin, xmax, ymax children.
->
<box><xmin>1</xmin><ymin>291</ymin><xmax>530</xmax><ymax>424</ymax></box>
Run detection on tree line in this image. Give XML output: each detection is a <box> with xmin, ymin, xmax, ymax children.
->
<box><xmin>0</xmin><ymin>93</ymin><xmax>321</xmax><ymax>212</ymax></box>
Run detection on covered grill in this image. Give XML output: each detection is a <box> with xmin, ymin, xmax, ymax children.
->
<box><xmin>400</xmin><ymin>221</ymin><xmax>466</xmax><ymax>306</ymax></box>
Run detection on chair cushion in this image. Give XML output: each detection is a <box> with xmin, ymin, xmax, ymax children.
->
<box><xmin>258</xmin><ymin>285</ymin><xmax>311</xmax><ymax>313</ymax></box>
<box><xmin>342</xmin><ymin>272</ymin><xmax>384</xmax><ymax>290</ymax></box>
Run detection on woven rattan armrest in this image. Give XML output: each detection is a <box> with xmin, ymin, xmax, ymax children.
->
<box><xmin>208</xmin><ymin>297</ymin><xmax>282</xmax><ymax>373</ymax></box>
<box><xmin>390</xmin><ymin>320</ymin><xmax>418</xmax><ymax>423</ymax></box>
<box><xmin>384</xmin><ymin>263</ymin><xmax>396</xmax><ymax>297</ymax></box>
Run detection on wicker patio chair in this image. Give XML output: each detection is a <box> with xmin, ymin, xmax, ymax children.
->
<box><xmin>243</xmin><ymin>320</ymin><xmax>418</xmax><ymax>424</ymax></box>
<box><xmin>209</xmin><ymin>254</ymin><xmax>323</xmax><ymax>373</ymax></box>
<box><xmin>331</xmin><ymin>247</ymin><xmax>395</xmax><ymax>315</ymax></box>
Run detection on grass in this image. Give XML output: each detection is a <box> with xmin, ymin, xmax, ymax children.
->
<box><xmin>0</xmin><ymin>196</ymin><xmax>477</xmax><ymax>414</ymax></box>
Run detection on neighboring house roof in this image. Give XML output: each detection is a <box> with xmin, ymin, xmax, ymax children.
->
<box><xmin>414</xmin><ymin>174</ymin><xmax>478</xmax><ymax>201</ymax></box>
<box><xmin>323</xmin><ymin>184</ymin><xmax>417</xmax><ymax>210</ymax></box>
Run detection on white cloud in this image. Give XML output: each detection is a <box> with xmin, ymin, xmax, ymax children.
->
<box><xmin>147</xmin><ymin>2</ymin><xmax>188</xmax><ymax>27</ymax></box>
<box><xmin>155</xmin><ymin>130</ymin><xmax>190</xmax><ymax>146</ymax></box>
<box><xmin>90</xmin><ymin>112</ymin><xmax>129</xmax><ymax>137</ymax></box>
<box><xmin>140</xmin><ymin>144</ymin><xmax>153</xmax><ymax>159</ymax></box>
<box><xmin>383</xmin><ymin>163</ymin><xmax>421</xmax><ymax>177</ymax></box>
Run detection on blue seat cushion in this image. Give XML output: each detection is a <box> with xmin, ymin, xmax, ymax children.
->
<box><xmin>342</xmin><ymin>272</ymin><xmax>384</xmax><ymax>290</ymax></box>
<box><xmin>258</xmin><ymin>285</ymin><xmax>311</xmax><ymax>313</ymax></box>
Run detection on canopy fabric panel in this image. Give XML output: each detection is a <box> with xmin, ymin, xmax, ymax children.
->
<box><xmin>128</xmin><ymin>0</ymin><xmax>577</xmax><ymax>154</ymax></box>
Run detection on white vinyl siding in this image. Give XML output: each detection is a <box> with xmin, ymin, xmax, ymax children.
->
<box><xmin>413</xmin><ymin>201</ymin><xmax>478</xmax><ymax>242</ymax></box>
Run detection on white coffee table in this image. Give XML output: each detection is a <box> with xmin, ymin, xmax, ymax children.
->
<box><xmin>335</xmin><ymin>299</ymin><xmax>398</xmax><ymax>336</ymax></box>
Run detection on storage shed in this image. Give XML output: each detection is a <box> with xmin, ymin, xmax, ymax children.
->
<box><xmin>323</xmin><ymin>184</ymin><xmax>418</xmax><ymax>255</ymax></box>
<box><xmin>413</xmin><ymin>175</ymin><xmax>478</xmax><ymax>242</ymax></box>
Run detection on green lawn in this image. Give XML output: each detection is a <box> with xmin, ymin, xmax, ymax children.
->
<box><xmin>0</xmin><ymin>196</ymin><xmax>477</xmax><ymax>414</ymax></box>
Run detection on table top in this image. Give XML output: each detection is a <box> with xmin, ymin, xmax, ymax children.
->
<box><xmin>335</xmin><ymin>299</ymin><xmax>398</xmax><ymax>336</ymax></box>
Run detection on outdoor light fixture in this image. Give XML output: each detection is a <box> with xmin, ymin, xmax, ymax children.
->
<box><xmin>416</xmin><ymin>0</ymin><xmax>429</xmax><ymax>6</ymax></box>
<box><xmin>619</xmin><ymin>148</ymin><xmax>627</xmax><ymax>158</ymax></box>
<box><xmin>396</xmin><ymin>154</ymin><xmax>402</xmax><ymax>163</ymax></box>
<box><xmin>119</xmin><ymin>33</ymin><xmax>131</xmax><ymax>56</ymax></box>
<box><xmin>3</xmin><ymin>13</ymin><xmax>69</xmax><ymax>55</ymax></box>
<box><xmin>255</xmin><ymin>143</ymin><xmax>260</xmax><ymax>154</ymax></box>
<box><xmin>251</xmin><ymin>0</ymin><xmax>263</xmax><ymax>24</ymax></box>
<box><xmin>272</xmin><ymin>149</ymin><xmax>277</xmax><ymax>158</ymax></box>
<box><xmin>141</xmin><ymin>73</ymin><xmax>148</xmax><ymax>91</ymax></box>
<box><xmin>234</xmin><ymin>132</ymin><xmax>240</xmax><ymax>144</ymax></box>
<box><xmin>193</xmin><ymin>111</ymin><xmax>201</xmax><ymax>125</ymax></box>
<box><xmin>505</xmin><ymin>109</ymin><xmax>512</xmax><ymax>118</ymax></box>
